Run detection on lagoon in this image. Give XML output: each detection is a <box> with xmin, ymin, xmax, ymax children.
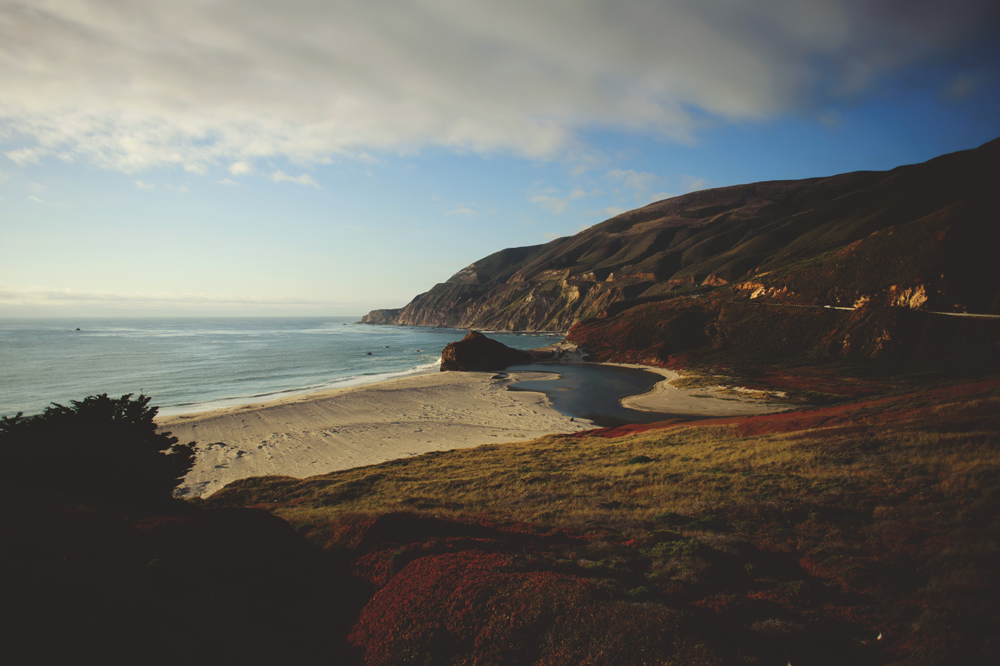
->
<box><xmin>506</xmin><ymin>363</ymin><xmax>687</xmax><ymax>428</ymax></box>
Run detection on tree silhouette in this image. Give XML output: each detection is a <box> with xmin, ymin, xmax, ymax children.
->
<box><xmin>1</xmin><ymin>394</ymin><xmax>194</xmax><ymax>507</ymax></box>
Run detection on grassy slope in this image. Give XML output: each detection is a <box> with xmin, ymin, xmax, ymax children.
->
<box><xmin>208</xmin><ymin>376</ymin><xmax>1000</xmax><ymax>666</ymax></box>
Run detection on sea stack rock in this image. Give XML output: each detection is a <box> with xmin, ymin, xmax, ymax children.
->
<box><xmin>440</xmin><ymin>331</ymin><xmax>535</xmax><ymax>372</ymax></box>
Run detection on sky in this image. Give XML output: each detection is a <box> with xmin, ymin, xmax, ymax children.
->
<box><xmin>2</xmin><ymin>0</ymin><xmax>999</xmax><ymax>317</ymax></box>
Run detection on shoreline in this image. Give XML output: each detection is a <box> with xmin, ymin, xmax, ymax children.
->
<box><xmin>155</xmin><ymin>361</ymin><xmax>444</xmax><ymax>417</ymax></box>
<box><xmin>613</xmin><ymin>365</ymin><xmax>791</xmax><ymax>418</ymax></box>
<box><xmin>159</xmin><ymin>370</ymin><xmax>595</xmax><ymax>498</ymax></box>
<box><xmin>159</xmin><ymin>364</ymin><xmax>788</xmax><ymax>499</ymax></box>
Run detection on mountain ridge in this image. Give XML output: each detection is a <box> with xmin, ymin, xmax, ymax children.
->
<box><xmin>362</xmin><ymin>139</ymin><xmax>1000</xmax><ymax>338</ymax></box>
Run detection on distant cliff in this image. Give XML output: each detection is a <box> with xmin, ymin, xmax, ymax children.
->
<box><xmin>359</xmin><ymin>309</ymin><xmax>402</xmax><ymax>325</ymax></box>
<box><xmin>362</xmin><ymin>139</ymin><xmax>1000</xmax><ymax>341</ymax></box>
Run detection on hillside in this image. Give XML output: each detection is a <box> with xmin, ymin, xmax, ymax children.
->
<box><xmin>208</xmin><ymin>376</ymin><xmax>1000</xmax><ymax>665</ymax></box>
<box><xmin>362</xmin><ymin>139</ymin><xmax>1000</xmax><ymax>336</ymax></box>
<box><xmin>11</xmin><ymin>376</ymin><xmax>998</xmax><ymax>665</ymax></box>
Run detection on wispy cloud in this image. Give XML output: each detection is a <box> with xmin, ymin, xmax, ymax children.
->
<box><xmin>529</xmin><ymin>196</ymin><xmax>568</xmax><ymax>214</ymax></box>
<box><xmin>269</xmin><ymin>170</ymin><xmax>319</xmax><ymax>187</ymax></box>
<box><xmin>216</xmin><ymin>177</ymin><xmax>246</xmax><ymax>187</ymax></box>
<box><xmin>591</xmin><ymin>206</ymin><xmax>629</xmax><ymax>218</ymax></box>
<box><xmin>5</xmin><ymin>148</ymin><xmax>45</xmax><ymax>166</ymax></box>
<box><xmin>445</xmin><ymin>204</ymin><xmax>478</xmax><ymax>216</ymax></box>
<box><xmin>606</xmin><ymin>169</ymin><xmax>704</xmax><ymax>204</ymax></box>
<box><xmin>133</xmin><ymin>180</ymin><xmax>155</xmax><ymax>190</ymax></box>
<box><xmin>26</xmin><ymin>195</ymin><xmax>45</xmax><ymax>204</ymax></box>
<box><xmin>606</xmin><ymin>169</ymin><xmax>660</xmax><ymax>194</ymax></box>
<box><xmin>942</xmin><ymin>73</ymin><xmax>984</xmax><ymax>100</ymax></box>
<box><xmin>229</xmin><ymin>161</ymin><xmax>253</xmax><ymax>175</ymax></box>
<box><xmin>678</xmin><ymin>175</ymin><xmax>707</xmax><ymax>192</ymax></box>
<box><xmin>433</xmin><ymin>194</ymin><xmax>479</xmax><ymax>216</ymax></box>
<box><xmin>1</xmin><ymin>1</ymin><xmax>994</xmax><ymax>173</ymax></box>
<box><xmin>529</xmin><ymin>187</ymin><xmax>594</xmax><ymax>214</ymax></box>
<box><xmin>818</xmin><ymin>109</ymin><xmax>843</xmax><ymax>128</ymax></box>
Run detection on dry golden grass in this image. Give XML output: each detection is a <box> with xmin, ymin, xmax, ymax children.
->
<box><xmin>213</xmin><ymin>388</ymin><xmax>999</xmax><ymax>546</ymax></box>
<box><xmin>207</xmin><ymin>377</ymin><xmax>1000</xmax><ymax>665</ymax></box>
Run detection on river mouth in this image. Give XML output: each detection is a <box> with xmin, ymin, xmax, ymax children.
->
<box><xmin>506</xmin><ymin>363</ymin><xmax>697</xmax><ymax>428</ymax></box>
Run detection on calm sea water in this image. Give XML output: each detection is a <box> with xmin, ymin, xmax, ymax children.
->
<box><xmin>0</xmin><ymin>317</ymin><xmax>562</xmax><ymax>418</ymax></box>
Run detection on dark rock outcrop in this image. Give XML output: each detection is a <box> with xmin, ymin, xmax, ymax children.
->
<box><xmin>440</xmin><ymin>331</ymin><xmax>535</xmax><ymax>372</ymax></box>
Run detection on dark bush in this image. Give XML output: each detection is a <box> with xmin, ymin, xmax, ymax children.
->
<box><xmin>0</xmin><ymin>393</ymin><xmax>194</xmax><ymax>507</ymax></box>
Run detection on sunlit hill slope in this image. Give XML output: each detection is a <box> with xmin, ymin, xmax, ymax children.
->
<box><xmin>364</xmin><ymin>139</ymin><xmax>1000</xmax><ymax>370</ymax></box>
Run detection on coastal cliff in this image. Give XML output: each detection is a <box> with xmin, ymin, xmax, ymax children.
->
<box><xmin>363</xmin><ymin>139</ymin><xmax>1000</xmax><ymax>341</ymax></box>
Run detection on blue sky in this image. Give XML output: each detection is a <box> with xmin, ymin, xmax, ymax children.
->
<box><xmin>2</xmin><ymin>0</ymin><xmax>999</xmax><ymax>317</ymax></box>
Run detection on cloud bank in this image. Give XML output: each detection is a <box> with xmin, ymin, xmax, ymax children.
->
<box><xmin>0</xmin><ymin>284</ymin><xmax>350</xmax><ymax>312</ymax></box>
<box><xmin>2</xmin><ymin>0</ymin><xmax>997</xmax><ymax>173</ymax></box>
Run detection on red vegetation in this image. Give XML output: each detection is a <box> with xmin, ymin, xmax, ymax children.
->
<box><xmin>580</xmin><ymin>377</ymin><xmax>1000</xmax><ymax>441</ymax></box>
<box><xmin>576</xmin><ymin>418</ymin><xmax>688</xmax><ymax>439</ymax></box>
<box><xmin>350</xmin><ymin>549</ymin><xmax>686</xmax><ymax>666</ymax></box>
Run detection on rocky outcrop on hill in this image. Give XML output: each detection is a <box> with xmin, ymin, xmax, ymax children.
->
<box><xmin>440</xmin><ymin>331</ymin><xmax>535</xmax><ymax>372</ymax></box>
<box><xmin>364</xmin><ymin>139</ymin><xmax>1000</xmax><ymax>333</ymax></box>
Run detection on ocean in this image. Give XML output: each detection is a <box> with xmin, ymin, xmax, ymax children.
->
<box><xmin>0</xmin><ymin>317</ymin><xmax>563</xmax><ymax>419</ymax></box>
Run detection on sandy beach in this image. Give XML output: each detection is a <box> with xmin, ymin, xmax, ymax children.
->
<box><xmin>160</xmin><ymin>370</ymin><xmax>593</xmax><ymax>498</ymax></box>
<box><xmin>159</xmin><ymin>366</ymin><xmax>787</xmax><ymax>498</ymax></box>
<box><xmin>619</xmin><ymin>366</ymin><xmax>790</xmax><ymax>418</ymax></box>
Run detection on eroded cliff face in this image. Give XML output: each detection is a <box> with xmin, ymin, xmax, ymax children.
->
<box><xmin>360</xmin><ymin>308</ymin><xmax>403</xmax><ymax>325</ymax></box>
<box><xmin>441</xmin><ymin>270</ymin><xmax>656</xmax><ymax>332</ymax></box>
<box><xmin>362</xmin><ymin>139</ymin><xmax>1000</xmax><ymax>333</ymax></box>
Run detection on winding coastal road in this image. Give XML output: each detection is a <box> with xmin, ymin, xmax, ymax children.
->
<box><xmin>731</xmin><ymin>299</ymin><xmax>1000</xmax><ymax>319</ymax></box>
